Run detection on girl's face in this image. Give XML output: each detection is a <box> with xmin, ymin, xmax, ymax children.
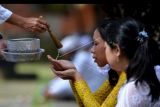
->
<box><xmin>91</xmin><ymin>29</ymin><xmax>108</xmax><ymax>67</ymax></box>
<box><xmin>105</xmin><ymin>42</ymin><xmax>128</xmax><ymax>72</ymax></box>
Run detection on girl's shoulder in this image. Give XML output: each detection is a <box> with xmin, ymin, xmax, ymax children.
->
<box><xmin>116</xmin><ymin>80</ymin><xmax>160</xmax><ymax>107</ymax></box>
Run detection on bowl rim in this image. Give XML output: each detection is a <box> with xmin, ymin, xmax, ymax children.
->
<box><xmin>1</xmin><ymin>48</ymin><xmax>45</xmax><ymax>55</ymax></box>
<box><xmin>7</xmin><ymin>38</ymin><xmax>40</xmax><ymax>41</ymax></box>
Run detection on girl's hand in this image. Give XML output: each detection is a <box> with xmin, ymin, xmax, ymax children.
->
<box><xmin>47</xmin><ymin>55</ymin><xmax>83</xmax><ymax>81</ymax></box>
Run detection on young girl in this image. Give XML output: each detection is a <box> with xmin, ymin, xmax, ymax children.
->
<box><xmin>47</xmin><ymin>17</ymin><xmax>160</xmax><ymax>107</ymax></box>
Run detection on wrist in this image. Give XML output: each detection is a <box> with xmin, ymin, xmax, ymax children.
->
<box><xmin>73</xmin><ymin>71</ymin><xmax>83</xmax><ymax>81</ymax></box>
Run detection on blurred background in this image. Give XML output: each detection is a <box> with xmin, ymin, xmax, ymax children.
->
<box><xmin>0</xmin><ymin>4</ymin><xmax>103</xmax><ymax>107</ymax></box>
<box><xmin>0</xmin><ymin>3</ymin><xmax>159</xmax><ymax>107</ymax></box>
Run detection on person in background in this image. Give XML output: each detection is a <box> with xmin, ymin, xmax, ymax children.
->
<box><xmin>0</xmin><ymin>4</ymin><xmax>49</xmax><ymax>79</ymax></box>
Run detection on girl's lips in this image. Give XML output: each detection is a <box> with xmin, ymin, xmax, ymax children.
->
<box><xmin>92</xmin><ymin>57</ymin><xmax>97</xmax><ymax>62</ymax></box>
<box><xmin>92</xmin><ymin>55</ymin><xmax>97</xmax><ymax>63</ymax></box>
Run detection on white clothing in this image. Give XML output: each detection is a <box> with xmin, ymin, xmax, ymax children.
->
<box><xmin>59</xmin><ymin>33</ymin><xmax>80</xmax><ymax>54</ymax></box>
<box><xmin>116</xmin><ymin>66</ymin><xmax>160</xmax><ymax>107</ymax></box>
<box><xmin>98</xmin><ymin>64</ymin><xmax>110</xmax><ymax>77</ymax></box>
<box><xmin>0</xmin><ymin>5</ymin><xmax>12</xmax><ymax>24</ymax></box>
<box><xmin>116</xmin><ymin>81</ymin><xmax>160</xmax><ymax>107</ymax></box>
<box><xmin>47</xmin><ymin>77</ymin><xmax>73</xmax><ymax>97</ymax></box>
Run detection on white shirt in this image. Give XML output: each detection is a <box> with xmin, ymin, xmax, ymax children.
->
<box><xmin>98</xmin><ymin>64</ymin><xmax>110</xmax><ymax>77</ymax></box>
<box><xmin>116</xmin><ymin>65</ymin><xmax>160</xmax><ymax>107</ymax></box>
<box><xmin>0</xmin><ymin>5</ymin><xmax>12</xmax><ymax>24</ymax></box>
<box><xmin>116</xmin><ymin>81</ymin><xmax>160</xmax><ymax>107</ymax></box>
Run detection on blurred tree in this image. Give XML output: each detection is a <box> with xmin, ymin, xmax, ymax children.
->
<box><xmin>96</xmin><ymin>2</ymin><xmax>160</xmax><ymax>46</ymax></box>
<box><xmin>97</xmin><ymin>1</ymin><xmax>160</xmax><ymax>40</ymax></box>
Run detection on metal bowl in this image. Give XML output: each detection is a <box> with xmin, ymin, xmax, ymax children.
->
<box><xmin>1</xmin><ymin>48</ymin><xmax>45</xmax><ymax>62</ymax></box>
<box><xmin>7</xmin><ymin>38</ymin><xmax>40</xmax><ymax>53</ymax></box>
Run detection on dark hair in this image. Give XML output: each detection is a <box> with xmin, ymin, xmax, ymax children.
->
<box><xmin>108</xmin><ymin>69</ymin><xmax>119</xmax><ymax>86</ymax></box>
<box><xmin>98</xmin><ymin>17</ymin><xmax>160</xmax><ymax>102</ymax></box>
<box><xmin>96</xmin><ymin>19</ymin><xmax>119</xmax><ymax>86</ymax></box>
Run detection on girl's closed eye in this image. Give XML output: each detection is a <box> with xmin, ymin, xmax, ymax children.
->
<box><xmin>93</xmin><ymin>41</ymin><xmax>98</xmax><ymax>46</ymax></box>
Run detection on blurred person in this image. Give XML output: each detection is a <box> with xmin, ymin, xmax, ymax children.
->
<box><xmin>43</xmin><ymin>6</ymin><xmax>108</xmax><ymax>100</ymax></box>
<box><xmin>0</xmin><ymin>4</ymin><xmax>49</xmax><ymax>79</ymax></box>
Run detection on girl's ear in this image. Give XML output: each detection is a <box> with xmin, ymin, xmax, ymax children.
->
<box><xmin>114</xmin><ymin>44</ymin><xmax>121</xmax><ymax>57</ymax></box>
<box><xmin>104</xmin><ymin>41</ymin><xmax>121</xmax><ymax>57</ymax></box>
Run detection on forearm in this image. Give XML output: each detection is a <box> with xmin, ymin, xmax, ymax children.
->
<box><xmin>92</xmin><ymin>80</ymin><xmax>113</xmax><ymax>104</ymax></box>
<box><xmin>70</xmin><ymin>72</ymin><xmax>99</xmax><ymax>107</ymax></box>
<box><xmin>73</xmin><ymin>80</ymin><xmax>101</xmax><ymax>107</ymax></box>
<box><xmin>70</xmin><ymin>80</ymin><xmax>110</xmax><ymax>106</ymax></box>
<box><xmin>70</xmin><ymin>71</ymin><xmax>85</xmax><ymax>107</ymax></box>
<box><xmin>70</xmin><ymin>80</ymin><xmax>84</xmax><ymax>107</ymax></box>
<box><xmin>71</xmin><ymin>71</ymin><xmax>113</xmax><ymax>106</ymax></box>
<box><xmin>6</xmin><ymin>13</ymin><xmax>25</xmax><ymax>27</ymax></box>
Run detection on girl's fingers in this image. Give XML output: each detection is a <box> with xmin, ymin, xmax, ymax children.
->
<box><xmin>47</xmin><ymin>55</ymin><xmax>57</xmax><ymax>63</ymax></box>
<box><xmin>47</xmin><ymin>55</ymin><xmax>63</xmax><ymax>70</ymax></box>
<box><xmin>50</xmin><ymin>66</ymin><xmax>62</xmax><ymax>77</ymax></box>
